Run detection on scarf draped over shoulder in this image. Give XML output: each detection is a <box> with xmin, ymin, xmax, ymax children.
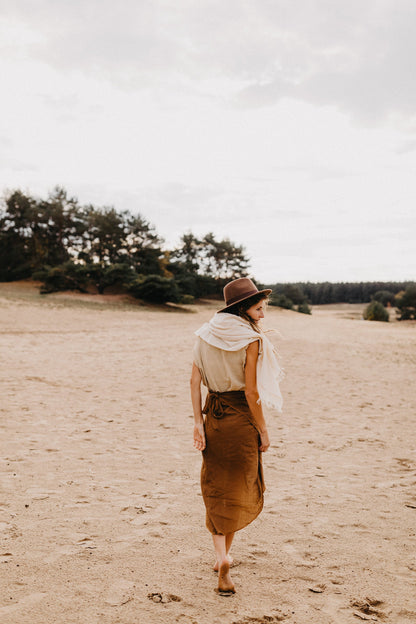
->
<box><xmin>195</xmin><ymin>312</ymin><xmax>283</xmax><ymax>412</ymax></box>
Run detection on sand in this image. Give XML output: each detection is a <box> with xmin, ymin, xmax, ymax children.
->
<box><xmin>1</xmin><ymin>282</ymin><xmax>416</xmax><ymax>624</ymax></box>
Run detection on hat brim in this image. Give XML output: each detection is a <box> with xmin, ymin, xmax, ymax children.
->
<box><xmin>218</xmin><ymin>288</ymin><xmax>272</xmax><ymax>313</ymax></box>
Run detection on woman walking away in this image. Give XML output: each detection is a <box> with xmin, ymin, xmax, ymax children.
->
<box><xmin>190</xmin><ymin>277</ymin><xmax>283</xmax><ymax>594</ymax></box>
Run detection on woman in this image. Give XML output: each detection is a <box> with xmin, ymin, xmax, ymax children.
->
<box><xmin>190</xmin><ymin>277</ymin><xmax>283</xmax><ymax>593</ymax></box>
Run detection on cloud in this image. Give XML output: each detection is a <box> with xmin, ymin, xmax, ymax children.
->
<box><xmin>0</xmin><ymin>159</ymin><xmax>38</xmax><ymax>172</ymax></box>
<box><xmin>271</xmin><ymin>163</ymin><xmax>360</xmax><ymax>181</ymax></box>
<box><xmin>232</xmin><ymin>2</ymin><xmax>416</xmax><ymax>123</ymax></box>
<box><xmin>3</xmin><ymin>1</ymin><xmax>416</xmax><ymax>124</ymax></box>
<box><xmin>0</xmin><ymin>138</ymin><xmax>38</xmax><ymax>172</ymax></box>
<box><xmin>395</xmin><ymin>138</ymin><xmax>416</xmax><ymax>154</ymax></box>
<box><xmin>0</xmin><ymin>135</ymin><xmax>13</xmax><ymax>148</ymax></box>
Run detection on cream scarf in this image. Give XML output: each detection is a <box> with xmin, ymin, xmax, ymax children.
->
<box><xmin>195</xmin><ymin>312</ymin><xmax>284</xmax><ymax>412</ymax></box>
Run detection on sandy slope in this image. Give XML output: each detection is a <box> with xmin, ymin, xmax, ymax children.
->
<box><xmin>1</xmin><ymin>283</ymin><xmax>416</xmax><ymax>624</ymax></box>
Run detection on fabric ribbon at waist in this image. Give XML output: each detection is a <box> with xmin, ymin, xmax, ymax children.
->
<box><xmin>202</xmin><ymin>390</ymin><xmax>248</xmax><ymax>420</ymax></box>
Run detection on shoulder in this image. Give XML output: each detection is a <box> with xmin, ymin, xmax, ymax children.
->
<box><xmin>246</xmin><ymin>339</ymin><xmax>260</xmax><ymax>357</ymax></box>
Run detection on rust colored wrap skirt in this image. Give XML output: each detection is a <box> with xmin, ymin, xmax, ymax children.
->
<box><xmin>201</xmin><ymin>390</ymin><xmax>265</xmax><ymax>535</ymax></box>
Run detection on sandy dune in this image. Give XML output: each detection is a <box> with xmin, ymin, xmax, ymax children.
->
<box><xmin>1</xmin><ymin>282</ymin><xmax>416</xmax><ymax>624</ymax></box>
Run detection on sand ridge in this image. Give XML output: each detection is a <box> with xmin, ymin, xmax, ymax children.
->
<box><xmin>1</xmin><ymin>283</ymin><xmax>416</xmax><ymax>623</ymax></box>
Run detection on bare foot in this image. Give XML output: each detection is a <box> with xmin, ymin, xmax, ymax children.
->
<box><xmin>213</xmin><ymin>554</ymin><xmax>233</xmax><ymax>572</ymax></box>
<box><xmin>218</xmin><ymin>560</ymin><xmax>235</xmax><ymax>593</ymax></box>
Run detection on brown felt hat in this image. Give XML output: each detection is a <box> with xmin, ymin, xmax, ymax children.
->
<box><xmin>218</xmin><ymin>278</ymin><xmax>272</xmax><ymax>312</ymax></box>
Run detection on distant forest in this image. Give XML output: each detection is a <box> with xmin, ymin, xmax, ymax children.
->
<box><xmin>0</xmin><ymin>187</ymin><xmax>414</xmax><ymax>315</ymax></box>
<box><xmin>268</xmin><ymin>281</ymin><xmax>413</xmax><ymax>306</ymax></box>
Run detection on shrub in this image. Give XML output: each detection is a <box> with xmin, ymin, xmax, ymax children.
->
<box><xmin>85</xmin><ymin>262</ymin><xmax>137</xmax><ymax>294</ymax></box>
<box><xmin>35</xmin><ymin>262</ymin><xmax>89</xmax><ymax>294</ymax></box>
<box><xmin>128</xmin><ymin>275</ymin><xmax>180</xmax><ymax>304</ymax></box>
<box><xmin>179</xmin><ymin>294</ymin><xmax>195</xmax><ymax>305</ymax></box>
<box><xmin>172</xmin><ymin>273</ymin><xmax>220</xmax><ymax>298</ymax></box>
<box><xmin>269</xmin><ymin>294</ymin><xmax>294</xmax><ymax>310</ymax></box>
<box><xmin>363</xmin><ymin>300</ymin><xmax>389</xmax><ymax>322</ymax></box>
<box><xmin>396</xmin><ymin>284</ymin><xmax>416</xmax><ymax>320</ymax></box>
<box><xmin>297</xmin><ymin>302</ymin><xmax>311</xmax><ymax>315</ymax></box>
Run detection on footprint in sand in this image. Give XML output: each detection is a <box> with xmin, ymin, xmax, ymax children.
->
<box><xmin>248</xmin><ymin>549</ymin><xmax>269</xmax><ymax>558</ymax></box>
<box><xmin>147</xmin><ymin>592</ymin><xmax>182</xmax><ymax>604</ymax></box>
<box><xmin>24</xmin><ymin>487</ymin><xmax>51</xmax><ymax>501</ymax></box>
<box><xmin>231</xmin><ymin>614</ymin><xmax>287</xmax><ymax>623</ymax></box>
<box><xmin>120</xmin><ymin>505</ymin><xmax>148</xmax><ymax>515</ymax></box>
<box><xmin>395</xmin><ymin>458</ymin><xmax>416</xmax><ymax>472</ymax></box>
<box><xmin>0</xmin><ymin>523</ymin><xmax>21</xmax><ymax>539</ymax></box>
<box><xmin>77</xmin><ymin>536</ymin><xmax>97</xmax><ymax>549</ymax></box>
<box><xmin>0</xmin><ymin>551</ymin><xmax>13</xmax><ymax>563</ymax></box>
<box><xmin>351</xmin><ymin>597</ymin><xmax>386</xmax><ymax>621</ymax></box>
<box><xmin>308</xmin><ymin>583</ymin><xmax>326</xmax><ymax>593</ymax></box>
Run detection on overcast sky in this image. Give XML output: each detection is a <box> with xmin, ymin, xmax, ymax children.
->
<box><xmin>1</xmin><ymin>0</ymin><xmax>415</xmax><ymax>283</ymax></box>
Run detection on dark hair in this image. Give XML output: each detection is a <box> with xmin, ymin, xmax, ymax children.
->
<box><xmin>222</xmin><ymin>292</ymin><xmax>268</xmax><ymax>332</ymax></box>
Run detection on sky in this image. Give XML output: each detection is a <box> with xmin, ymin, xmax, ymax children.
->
<box><xmin>1</xmin><ymin>0</ymin><xmax>415</xmax><ymax>284</ymax></box>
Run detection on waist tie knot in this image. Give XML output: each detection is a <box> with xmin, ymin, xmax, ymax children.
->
<box><xmin>202</xmin><ymin>390</ymin><xmax>247</xmax><ymax>420</ymax></box>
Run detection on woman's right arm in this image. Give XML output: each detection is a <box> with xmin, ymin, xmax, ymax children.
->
<box><xmin>244</xmin><ymin>340</ymin><xmax>270</xmax><ymax>452</ymax></box>
<box><xmin>190</xmin><ymin>362</ymin><xmax>206</xmax><ymax>451</ymax></box>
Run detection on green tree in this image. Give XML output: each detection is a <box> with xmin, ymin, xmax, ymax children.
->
<box><xmin>124</xmin><ymin>213</ymin><xmax>163</xmax><ymax>274</ymax></box>
<box><xmin>80</xmin><ymin>206</ymin><xmax>124</xmax><ymax>265</ymax></box>
<box><xmin>372</xmin><ymin>290</ymin><xmax>396</xmax><ymax>306</ymax></box>
<box><xmin>169</xmin><ymin>231</ymin><xmax>249</xmax><ymax>298</ymax></box>
<box><xmin>169</xmin><ymin>233</ymin><xmax>202</xmax><ymax>274</ymax></box>
<box><xmin>80</xmin><ymin>207</ymin><xmax>163</xmax><ymax>274</ymax></box>
<box><xmin>0</xmin><ymin>187</ymin><xmax>86</xmax><ymax>279</ymax></box>
<box><xmin>396</xmin><ymin>285</ymin><xmax>416</xmax><ymax>320</ymax></box>
<box><xmin>0</xmin><ymin>190</ymin><xmax>37</xmax><ymax>279</ymax></box>
<box><xmin>199</xmin><ymin>233</ymin><xmax>249</xmax><ymax>280</ymax></box>
<box><xmin>37</xmin><ymin>187</ymin><xmax>86</xmax><ymax>266</ymax></box>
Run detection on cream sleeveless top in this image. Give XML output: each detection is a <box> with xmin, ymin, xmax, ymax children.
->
<box><xmin>193</xmin><ymin>336</ymin><xmax>247</xmax><ymax>392</ymax></box>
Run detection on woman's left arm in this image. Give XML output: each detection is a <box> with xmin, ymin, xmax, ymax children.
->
<box><xmin>190</xmin><ymin>362</ymin><xmax>206</xmax><ymax>451</ymax></box>
<box><xmin>245</xmin><ymin>340</ymin><xmax>270</xmax><ymax>452</ymax></box>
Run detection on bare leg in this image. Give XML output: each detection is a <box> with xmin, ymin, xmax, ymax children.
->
<box><xmin>213</xmin><ymin>532</ymin><xmax>235</xmax><ymax>571</ymax></box>
<box><xmin>212</xmin><ymin>535</ymin><xmax>235</xmax><ymax>593</ymax></box>
<box><xmin>226</xmin><ymin>532</ymin><xmax>235</xmax><ymax>556</ymax></box>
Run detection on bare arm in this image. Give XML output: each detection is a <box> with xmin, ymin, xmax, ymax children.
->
<box><xmin>245</xmin><ymin>340</ymin><xmax>270</xmax><ymax>452</ymax></box>
<box><xmin>190</xmin><ymin>362</ymin><xmax>206</xmax><ymax>451</ymax></box>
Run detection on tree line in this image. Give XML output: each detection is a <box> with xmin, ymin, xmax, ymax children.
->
<box><xmin>268</xmin><ymin>281</ymin><xmax>416</xmax><ymax>320</ymax></box>
<box><xmin>0</xmin><ymin>187</ymin><xmax>249</xmax><ymax>303</ymax></box>
<box><xmin>269</xmin><ymin>281</ymin><xmax>414</xmax><ymax>306</ymax></box>
<box><xmin>1</xmin><ymin>187</ymin><xmax>414</xmax><ymax>318</ymax></box>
